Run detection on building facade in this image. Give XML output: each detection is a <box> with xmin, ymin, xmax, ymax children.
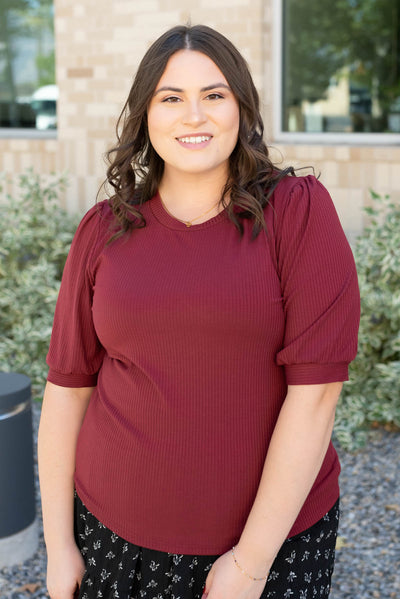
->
<box><xmin>1</xmin><ymin>0</ymin><xmax>399</xmax><ymax>241</ymax></box>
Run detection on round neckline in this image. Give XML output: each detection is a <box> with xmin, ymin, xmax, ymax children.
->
<box><xmin>150</xmin><ymin>191</ymin><xmax>228</xmax><ymax>231</ymax></box>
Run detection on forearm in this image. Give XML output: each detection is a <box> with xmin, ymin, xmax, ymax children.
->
<box><xmin>38</xmin><ymin>382</ymin><xmax>94</xmax><ymax>552</ymax></box>
<box><xmin>236</xmin><ymin>382</ymin><xmax>342</xmax><ymax>576</ymax></box>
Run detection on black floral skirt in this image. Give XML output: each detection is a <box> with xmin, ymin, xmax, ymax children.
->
<box><xmin>74</xmin><ymin>491</ymin><xmax>339</xmax><ymax>599</ymax></box>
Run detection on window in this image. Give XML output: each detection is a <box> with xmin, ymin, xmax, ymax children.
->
<box><xmin>0</xmin><ymin>0</ymin><xmax>56</xmax><ymax>132</ymax></box>
<box><xmin>276</xmin><ymin>0</ymin><xmax>400</xmax><ymax>141</ymax></box>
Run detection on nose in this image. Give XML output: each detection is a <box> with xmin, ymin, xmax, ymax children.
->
<box><xmin>182</xmin><ymin>100</ymin><xmax>207</xmax><ymax>127</ymax></box>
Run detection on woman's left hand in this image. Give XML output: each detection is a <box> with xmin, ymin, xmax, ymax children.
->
<box><xmin>202</xmin><ymin>550</ymin><xmax>268</xmax><ymax>599</ymax></box>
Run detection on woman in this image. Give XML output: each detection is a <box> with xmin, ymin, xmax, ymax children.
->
<box><xmin>38</xmin><ymin>24</ymin><xmax>360</xmax><ymax>599</ymax></box>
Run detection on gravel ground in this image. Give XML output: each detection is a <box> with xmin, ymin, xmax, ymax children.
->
<box><xmin>0</xmin><ymin>402</ymin><xmax>399</xmax><ymax>599</ymax></box>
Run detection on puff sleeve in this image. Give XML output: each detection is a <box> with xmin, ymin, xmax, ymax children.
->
<box><xmin>274</xmin><ymin>176</ymin><xmax>360</xmax><ymax>384</ymax></box>
<box><xmin>46</xmin><ymin>202</ymin><xmax>109</xmax><ymax>387</ymax></box>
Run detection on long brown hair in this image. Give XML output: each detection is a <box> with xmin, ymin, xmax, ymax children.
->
<box><xmin>104</xmin><ymin>24</ymin><xmax>294</xmax><ymax>239</ymax></box>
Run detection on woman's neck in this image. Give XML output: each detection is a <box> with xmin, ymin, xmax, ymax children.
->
<box><xmin>158</xmin><ymin>169</ymin><xmax>229</xmax><ymax>224</ymax></box>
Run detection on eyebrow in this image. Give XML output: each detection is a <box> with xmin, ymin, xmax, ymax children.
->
<box><xmin>153</xmin><ymin>82</ymin><xmax>231</xmax><ymax>96</ymax></box>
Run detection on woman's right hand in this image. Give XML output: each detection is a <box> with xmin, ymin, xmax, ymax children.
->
<box><xmin>46</xmin><ymin>542</ymin><xmax>86</xmax><ymax>599</ymax></box>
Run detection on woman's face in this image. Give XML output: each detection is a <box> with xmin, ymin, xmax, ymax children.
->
<box><xmin>147</xmin><ymin>50</ymin><xmax>240</xmax><ymax>181</ymax></box>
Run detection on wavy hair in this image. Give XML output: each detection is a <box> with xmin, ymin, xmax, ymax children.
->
<box><xmin>103</xmin><ymin>24</ymin><xmax>294</xmax><ymax>239</ymax></box>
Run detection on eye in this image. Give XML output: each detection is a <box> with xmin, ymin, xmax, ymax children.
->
<box><xmin>161</xmin><ymin>96</ymin><xmax>182</xmax><ymax>103</ymax></box>
<box><xmin>206</xmin><ymin>93</ymin><xmax>224</xmax><ymax>101</ymax></box>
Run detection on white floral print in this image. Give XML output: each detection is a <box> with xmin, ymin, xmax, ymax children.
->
<box><xmin>74</xmin><ymin>491</ymin><xmax>339</xmax><ymax>599</ymax></box>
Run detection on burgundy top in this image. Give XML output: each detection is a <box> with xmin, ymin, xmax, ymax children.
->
<box><xmin>47</xmin><ymin>175</ymin><xmax>360</xmax><ymax>554</ymax></box>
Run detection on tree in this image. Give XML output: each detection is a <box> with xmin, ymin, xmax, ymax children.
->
<box><xmin>283</xmin><ymin>0</ymin><xmax>400</xmax><ymax>131</ymax></box>
<box><xmin>0</xmin><ymin>0</ymin><xmax>31</xmax><ymax>107</ymax></box>
<box><xmin>0</xmin><ymin>0</ymin><xmax>55</xmax><ymax>106</ymax></box>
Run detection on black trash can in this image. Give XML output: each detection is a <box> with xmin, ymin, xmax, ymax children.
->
<box><xmin>0</xmin><ymin>372</ymin><xmax>38</xmax><ymax>567</ymax></box>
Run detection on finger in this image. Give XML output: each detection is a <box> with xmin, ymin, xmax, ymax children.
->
<box><xmin>202</xmin><ymin>571</ymin><xmax>212</xmax><ymax>598</ymax></box>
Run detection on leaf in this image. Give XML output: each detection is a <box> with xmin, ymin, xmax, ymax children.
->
<box><xmin>337</xmin><ymin>188</ymin><xmax>400</xmax><ymax>450</ymax></box>
<box><xmin>0</xmin><ymin>170</ymin><xmax>79</xmax><ymax>397</ymax></box>
<box><xmin>16</xmin><ymin>582</ymin><xmax>41</xmax><ymax>593</ymax></box>
<box><xmin>335</xmin><ymin>536</ymin><xmax>350</xmax><ymax>550</ymax></box>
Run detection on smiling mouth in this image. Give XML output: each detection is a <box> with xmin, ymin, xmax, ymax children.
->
<box><xmin>176</xmin><ymin>135</ymin><xmax>212</xmax><ymax>144</ymax></box>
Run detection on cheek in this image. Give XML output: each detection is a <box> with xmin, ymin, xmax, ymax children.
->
<box><xmin>223</xmin><ymin>104</ymin><xmax>240</xmax><ymax>136</ymax></box>
<box><xmin>226</xmin><ymin>108</ymin><xmax>240</xmax><ymax>147</ymax></box>
<box><xmin>148</xmin><ymin>107</ymin><xmax>178</xmax><ymax>150</ymax></box>
<box><xmin>147</xmin><ymin>112</ymin><xmax>167</xmax><ymax>154</ymax></box>
<box><xmin>147</xmin><ymin>109</ymin><xmax>160</xmax><ymax>139</ymax></box>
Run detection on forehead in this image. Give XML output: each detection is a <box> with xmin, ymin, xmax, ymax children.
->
<box><xmin>156</xmin><ymin>49</ymin><xmax>228</xmax><ymax>88</ymax></box>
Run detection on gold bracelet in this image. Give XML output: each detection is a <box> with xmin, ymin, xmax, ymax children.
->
<box><xmin>231</xmin><ymin>546</ymin><xmax>269</xmax><ymax>581</ymax></box>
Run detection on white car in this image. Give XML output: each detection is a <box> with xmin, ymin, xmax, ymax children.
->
<box><xmin>31</xmin><ymin>84</ymin><xmax>58</xmax><ymax>130</ymax></box>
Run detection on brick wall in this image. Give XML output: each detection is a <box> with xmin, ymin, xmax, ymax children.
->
<box><xmin>0</xmin><ymin>0</ymin><xmax>398</xmax><ymax>240</ymax></box>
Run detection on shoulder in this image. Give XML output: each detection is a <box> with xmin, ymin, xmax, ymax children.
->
<box><xmin>267</xmin><ymin>174</ymin><xmax>339</xmax><ymax>231</ymax></box>
<box><xmin>66</xmin><ymin>200</ymin><xmax>114</xmax><ymax>277</ymax></box>
<box><xmin>270</xmin><ymin>174</ymin><xmax>332</xmax><ymax>208</ymax></box>
<box><xmin>77</xmin><ymin>199</ymin><xmax>113</xmax><ymax>232</ymax></box>
<box><xmin>73</xmin><ymin>200</ymin><xmax>114</xmax><ymax>247</ymax></box>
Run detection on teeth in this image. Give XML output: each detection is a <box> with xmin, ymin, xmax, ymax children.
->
<box><xmin>178</xmin><ymin>135</ymin><xmax>211</xmax><ymax>144</ymax></box>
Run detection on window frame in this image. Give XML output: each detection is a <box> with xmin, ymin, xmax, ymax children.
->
<box><xmin>0</xmin><ymin>128</ymin><xmax>57</xmax><ymax>139</ymax></box>
<box><xmin>272</xmin><ymin>0</ymin><xmax>400</xmax><ymax>145</ymax></box>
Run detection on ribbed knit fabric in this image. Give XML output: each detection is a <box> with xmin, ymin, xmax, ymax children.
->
<box><xmin>47</xmin><ymin>175</ymin><xmax>360</xmax><ymax>555</ymax></box>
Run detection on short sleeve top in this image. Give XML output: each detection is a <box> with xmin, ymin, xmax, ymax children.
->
<box><xmin>47</xmin><ymin>174</ymin><xmax>360</xmax><ymax>554</ymax></box>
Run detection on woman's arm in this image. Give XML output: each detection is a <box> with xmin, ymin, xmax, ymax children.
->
<box><xmin>38</xmin><ymin>381</ymin><xmax>94</xmax><ymax>599</ymax></box>
<box><xmin>203</xmin><ymin>381</ymin><xmax>342</xmax><ymax>599</ymax></box>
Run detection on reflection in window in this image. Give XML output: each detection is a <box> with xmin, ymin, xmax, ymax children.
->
<box><xmin>282</xmin><ymin>0</ymin><xmax>400</xmax><ymax>134</ymax></box>
<box><xmin>0</xmin><ymin>0</ymin><xmax>56</xmax><ymax>130</ymax></box>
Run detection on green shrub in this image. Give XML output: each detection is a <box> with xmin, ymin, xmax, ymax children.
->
<box><xmin>335</xmin><ymin>190</ymin><xmax>400</xmax><ymax>450</ymax></box>
<box><xmin>0</xmin><ymin>170</ymin><xmax>80</xmax><ymax>398</ymax></box>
